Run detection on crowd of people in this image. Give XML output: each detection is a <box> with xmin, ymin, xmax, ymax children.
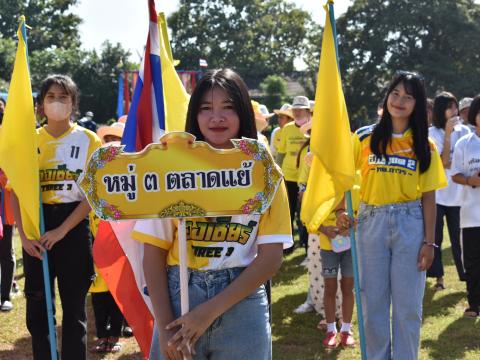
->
<box><xmin>0</xmin><ymin>68</ymin><xmax>479</xmax><ymax>360</ymax></box>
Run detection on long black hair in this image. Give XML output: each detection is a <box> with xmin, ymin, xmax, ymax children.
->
<box><xmin>432</xmin><ymin>91</ymin><xmax>458</xmax><ymax>129</ymax></box>
<box><xmin>370</xmin><ymin>71</ymin><xmax>431</xmax><ymax>173</ymax></box>
<box><xmin>185</xmin><ymin>69</ymin><xmax>257</xmax><ymax>140</ymax></box>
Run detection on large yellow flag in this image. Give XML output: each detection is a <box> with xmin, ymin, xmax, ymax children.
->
<box><xmin>158</xmin><ymin>12</ymin><xmax>189</xmax><ymax>132</ymax></box>
<box><xmin>300</xmin><ymin>2</ymin><xmax>355</xmax><ymax>233</ymax></box>
<box><xmin>0</xmin><ymin>16</ymin><xmax>40</xmax><ymax>240</ymax></box>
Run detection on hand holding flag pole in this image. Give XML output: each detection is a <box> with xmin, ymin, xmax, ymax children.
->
<box><xmin>0</xmin><ymin>16</ymin><xmax>58</xmax><ymax>360</ymax></box>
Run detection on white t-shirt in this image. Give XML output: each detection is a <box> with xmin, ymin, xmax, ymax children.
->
<box><xmin>429</xmin><ymin>125</ymin><xmax>471</xmax><ymax>206</ymax></box>
<box><xmin>451</xmin><ymin>132</ymin><xmax>480</xmax><ymax>228</ymax></box>
<box><xmin>270</xmin><ymin>127</ymin><xmax>281</xmax><ymax>157</ymax></box>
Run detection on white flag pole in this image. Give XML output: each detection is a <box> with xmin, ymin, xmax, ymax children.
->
<box><xmin>178</xmin><ymin>218</ymin><xmax>189</xmax><ymax>315</ymax></box>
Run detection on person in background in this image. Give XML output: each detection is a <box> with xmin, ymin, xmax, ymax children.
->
<box><xmin>0</xmin><ymin>98</ymin><xmax>5</xmax><ymax>125</ymax></box>
<box><xmin>459</xmin><ymin>97</ymin><xmax>474</xmax><ymax>130</ymax></box>
<box><xmin>427</xmin><ymin>92</ymin><xmax>469</xmax><ymax>289</ymax></box>
<box><xmin>0</xmin><ymin>170</ymin><xmax>15</xmax><ymax>312</ymax></box>
<box><xmin>427</xmin><ymin>98</ymin><xmax>434</xmax><ymax>127</ymax></box>
<box><xmin>452</xmin><ymin>94</ymin><xmax>480</xmax><ymax>318</ymax></box>
<box><xmin>277</xmin><ymin>96</ymin><xmax>310</xmax><ymax>254</ymax></box>
<box><xmin>270</xmin><ymin>104</ymin><xmax>293</xmax><ymax>159</ymax></box>
<box><xmin>78</xmin><ymin>111</ymin><xmax>98</xmax><ymax>132</ymax></box>
<box><xmin>251</xmin><ymin>101</ymin><xmax>273</xmax><ymax>151</ymax></box>
<box><xmin>89</xmin><ymin>122</ymin><xmax>126</xmax><ymax>353</ymax></box>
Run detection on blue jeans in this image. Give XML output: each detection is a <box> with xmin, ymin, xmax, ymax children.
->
<box><xmin>357</xmin><ymin>200</ymin><xmax>425</xmax><ymax>360</ymax></box>
<box><xmin>150</xmin><ymin>266</ymin><xmax>271</xmax><ymax>360</ymax></box>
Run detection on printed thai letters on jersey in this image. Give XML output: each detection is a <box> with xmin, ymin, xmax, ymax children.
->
<box><xmin>38</xmin><ymin>124</ymin><xmax>102</xmax><ymax>204</ymax></box>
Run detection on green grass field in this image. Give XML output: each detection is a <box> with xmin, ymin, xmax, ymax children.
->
<box><xmin>0</xmin><ymin>231</ymin><xmax>479</xmax><ymax>359</ymax></box>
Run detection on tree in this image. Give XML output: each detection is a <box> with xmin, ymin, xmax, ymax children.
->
<box><xmin>330</xmin><ymin>0</ymin><xmax>480</xmax><ymax>128</ymax></box>
<box><xmin>0</xmin><ymin>0</ymin><xmax>82</xmax><ymax>52</ymax></box>
<box><xmin>168</xmin><ymin>0</ymin><xmax>315</xmax><ymax>82</ymax></box>
<box><xmin>260</xmin><ymin>75</ymin><xmax>287</xmax><ymax>111</ymax></box>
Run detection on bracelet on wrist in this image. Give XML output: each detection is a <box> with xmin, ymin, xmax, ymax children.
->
<box><xmin>423</xmin><ymin>241</ymin><xmax>438</xmax><ymax>248</ymax></box>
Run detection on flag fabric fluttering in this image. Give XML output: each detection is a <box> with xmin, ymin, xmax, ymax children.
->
<box><xmin>300</xmin><ymin>2</ymin><xmax>355</xmax><ymax>233</ymax></box>
<box><xmin>93</xmin><ymin>1</ymin><xmax>189</xmax><ymax>357</ymax></box>
<box><xmin>0</xmin><ymin>16</ymin><xmax>40</xmax><ymax>240</ymax></box>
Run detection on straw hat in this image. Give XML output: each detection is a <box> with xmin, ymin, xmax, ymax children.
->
<box><xmin>273</xmin><ymin>103</ymin><xmax>293</xmax><ymax>119</ymax></box>
<box><xmin>97</xmin><ymin>122</ymin><xmax>125</xmax><ymax>142</ymax></box>
<box><xmin>300</xmin><ymin>121</ymin><xmax>312</xmax><ymax>137</ymax></box>
<box><xmin>459</xmin><ymin>97</ymin><xmax>473</xmax><ymax>111</ymax></box>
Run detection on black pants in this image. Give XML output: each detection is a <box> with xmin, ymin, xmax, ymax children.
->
<box><xmin>285</xmin><ymin>181</ymin><xmax>298</xmax><ymax>254</ymax></box>
<box><xmin>463</xmin><ymin>227</ymin><xmax>480</xmax><ymax>310</ymax></box>
<box><xmin>427</xmin><ymin>205</ymin><xmax>465</xmax><ymax>280</ymax></box>
<box><xmin>23</xmin><ymin>202</ymin><xmax>94</xmax><ymax>360</ymax></box>
<box><xmin>0</xmin><ymin>224</ymin><xmax>14</xmax><ymax>302</ymax></box>
<box><xmin>91</xmin><ymin>291</ymin><xmax>124</xmax><ymax>338</ymax></box>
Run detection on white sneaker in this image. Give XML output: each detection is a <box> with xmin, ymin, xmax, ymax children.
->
<box><xmin>293</xmin><ymin>302</ymin><xmax>314</xmax><ymax>314</ymax></box>
<box><xmin>1</xmin><ymin>300</ymin><xmax>13</xmax><ymax>311</ymax></box>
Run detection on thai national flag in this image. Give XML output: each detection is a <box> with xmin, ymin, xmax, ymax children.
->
<box><xmin>122</xmin><ymin>0</ymin><xmax>166</xmax><ymax>152</ymax></box>
<box><xmin>93</xmin><ymin>0</ymin><xmax>166</xmax><ymax>357</ymax></box>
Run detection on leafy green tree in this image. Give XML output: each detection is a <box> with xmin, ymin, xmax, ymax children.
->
<box><xmin>0</xmin><ymin>0</ymin><xmax>81</xmax><ymax>52</ymax></box>
<box><xmin>168</xmin><ymin>0</ymin><xmax>315</xmax><ymax>81</ymax></box>
<box><xmin>260</xmin><ymin>75</ymin><xmax>287</xmax><ymax>111</ymax></box>
<box><xmin>331</xmin><ymin>0</ymin><xmax>480</xmax><ymax>128</ymax></box>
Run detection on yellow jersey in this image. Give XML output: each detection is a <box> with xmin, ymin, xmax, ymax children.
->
<box><xmin>353</xmin><ymin>125</ymin><xmax>447</xmax><ymax>206</ymax></box>
<box><xmin>132</xmin><ymin>181</ymin><xmax>293</xmax><ymax>270</ymax></box>
<box><xmin>277</xmin><ymin>122</ymin><xmax>306</xmax><ymax>182</ymax></box>
<box><xmin>38</xmin><ymin>124</ymin><xmax>101</xmax><ymax>204</ymax></box>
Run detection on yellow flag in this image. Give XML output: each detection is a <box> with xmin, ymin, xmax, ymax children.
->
<box><xmin>300</xmin><ymin>3</ymin><xmax>355</xmax><ymax>233</ymax></box>
<box><xmin>157</xmin><ymin>12</ymin><xmax>189</xmax><ymax>132</ymax></box>
<box><xmin>0</xmin><ymin>17</ymin><xmax>40</xmax><ymax>240</ymax></box>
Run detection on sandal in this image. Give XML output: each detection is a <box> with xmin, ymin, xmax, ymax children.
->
<box><xmin>108</xmin><ymin>337</ymin><xmax>123</xmax><ymax>353</ymax></box>
<box><xmin>464</xmin><ymin>308</ymin><xmax>479</xmax><ymax>318</ymax></box>
<box><xmin>90</xmin><ymin>338</ymin><xmax>109</xmax><ymax>353</ymax></box>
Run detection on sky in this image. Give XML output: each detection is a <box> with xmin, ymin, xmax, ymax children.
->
<box><xmin>75</xmin><ymin>0</ymin><xmax>353</xmax><ymax>64</ymax></box>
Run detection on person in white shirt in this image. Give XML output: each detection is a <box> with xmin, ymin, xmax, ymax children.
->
<box><xmin>451</xmin><ymin>94</ymin><xmax>480</xmax><ymax>317</ymax></box>
<box><xmin>428</xmin><ymin>92</ymin><xmax>470</xmax><ymax>289</ymax></box>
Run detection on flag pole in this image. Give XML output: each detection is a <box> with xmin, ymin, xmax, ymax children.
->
<box><xmin>327</xmin><ymin>1</ymin><xmax>367</xmax><ymax>358</ymax></box>
<box><xmin>178</xmin><ymin>218</ymin><xmax>189</xmax><ymax>315</ymax></box>
<box><xmin>39</xmin><ymin>199</ymin><xmax>58</xmax><ymax>360</ymax></box>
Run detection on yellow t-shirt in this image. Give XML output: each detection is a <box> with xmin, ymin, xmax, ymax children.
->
<box><xmin>277</xmin><ymin>122</ymin><xmax>306</xmax><ymax>182</ymax></box>
<box><xmin>297</xmin><ymin>146</ymin><xmax>310</xmax><ymax>185</ymax></box>
<box><xmin>38</xmin><ymin>124</ymin><xmax>102</xmax><ymax>204</ymax></box>
<box><xmin>132</xmin><ymin>181</ymin><xmax>293</xmax><ymax>270</ymax></box>
<box><xmin>353</xmin><ymin>125</ymin><xmax>447</xmax><ymax>205</ymax></box>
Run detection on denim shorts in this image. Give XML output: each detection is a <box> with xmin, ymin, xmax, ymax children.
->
<box><xmin>150</xmin><ymin>266</ymin><xmax>271</xmax><ymax>360</ymax></box>
<box><xmin>320</xmin><ymin>249</ymin><xmax>353</xmax><ymax>278</ymax></box>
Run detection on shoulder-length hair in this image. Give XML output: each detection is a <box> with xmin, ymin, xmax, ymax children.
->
<box><xmin>37</xmin><ymin>74</ymin><xmax>79</xmax><ymax>113</ymax></box>
<box><xmin>432</xmin><ymin>91</ymin><xmax>458</xmax><ymax>129</ymax></box>
<box><xmin>185</xmin><ymin>68</ymin><xmax>257</xmax><ymax>140</ymax></box>
<box><xmin>370</xmin><ymin>71</ymin><xmax>431</xmax><ymax>173</ymax></box>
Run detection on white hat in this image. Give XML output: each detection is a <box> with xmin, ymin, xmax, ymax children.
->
<box><xmin>258</xmin><ymin>104</ymin><xmax>274</xmax><ymax>118</ymax></box>
<box><xmin>309</xmin><ymin>100</ymin><xmax>315</xmax><ymax>110</ymax></box>
<box><xmin>459</xmin><ymin>97</ymin><xmax>473</xmax><ymax>111</ymax></box>
<box><xmin>291</xmin><ymin>96</ymin><xmax>310</xmax><ymax>109</ymax></box>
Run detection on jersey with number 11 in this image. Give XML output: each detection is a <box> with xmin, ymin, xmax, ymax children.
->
<box><xmin>37</xmin><ymin>124</ymin><xmax>101</xmax><ymax>204</ymax></box>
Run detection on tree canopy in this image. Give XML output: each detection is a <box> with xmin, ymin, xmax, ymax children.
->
<box><xmin>333</xmin><ymin>0</ymin><xmax>480</xmax><ymax>127</ymax></box>
<box><xmin>168</xmin><ymin>0</ymin><xmax>318</xmax><ymax>82</ymax></box>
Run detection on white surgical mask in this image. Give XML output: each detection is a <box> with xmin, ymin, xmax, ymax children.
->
<box><xmin>44</xmin><ymin>101</ymin><xmax>72</xmax><ymax>122</ymax></box>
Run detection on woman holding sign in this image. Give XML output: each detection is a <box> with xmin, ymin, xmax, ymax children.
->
<box><xmin>132</xmin><ymin>69</ymin><xmax>293</xmax><ymax>360</ymax></box>
<box><xmin>337</xmin><ymin>71</ymin><xmax>447</xmax><ymax>359</ymax></box>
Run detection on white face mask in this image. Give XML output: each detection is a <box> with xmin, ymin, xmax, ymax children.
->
<box><xmin>44</xmin><ymin>101</ymin><xmax>72</xmax><ymax>122</ymax></box>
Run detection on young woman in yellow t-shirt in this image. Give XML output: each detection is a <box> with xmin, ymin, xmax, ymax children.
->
<box><xmin>337</xmin><ymin>71</ymin><xmax>447</xmax><ymax>359</ymax></box>
<box><xmin>133</xmin><ymin>69</ymin><xmax>293</xmax><ymax>360</ymax></box>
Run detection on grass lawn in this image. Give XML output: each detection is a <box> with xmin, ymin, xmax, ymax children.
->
<box><xmin>1</xmin><ymin>230</ymin><xmax>479</xmax><ymax>359</ymax></box>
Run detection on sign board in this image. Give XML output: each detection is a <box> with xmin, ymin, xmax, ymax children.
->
<box><xmin>79</xmin><ymin>132</ymin><xmax>282</xmax><ymax>221</ymax></box>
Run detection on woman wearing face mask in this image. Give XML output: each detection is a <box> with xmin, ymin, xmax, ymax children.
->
<box><xmin>277</xmin><ymin>96</ymin><xmax>311</xmax><ymax>253</ymax></box>
<box><xmin>11</xmin><ymin>74</ymin><xmax>102</xmax><ymax>359</ymax></box>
